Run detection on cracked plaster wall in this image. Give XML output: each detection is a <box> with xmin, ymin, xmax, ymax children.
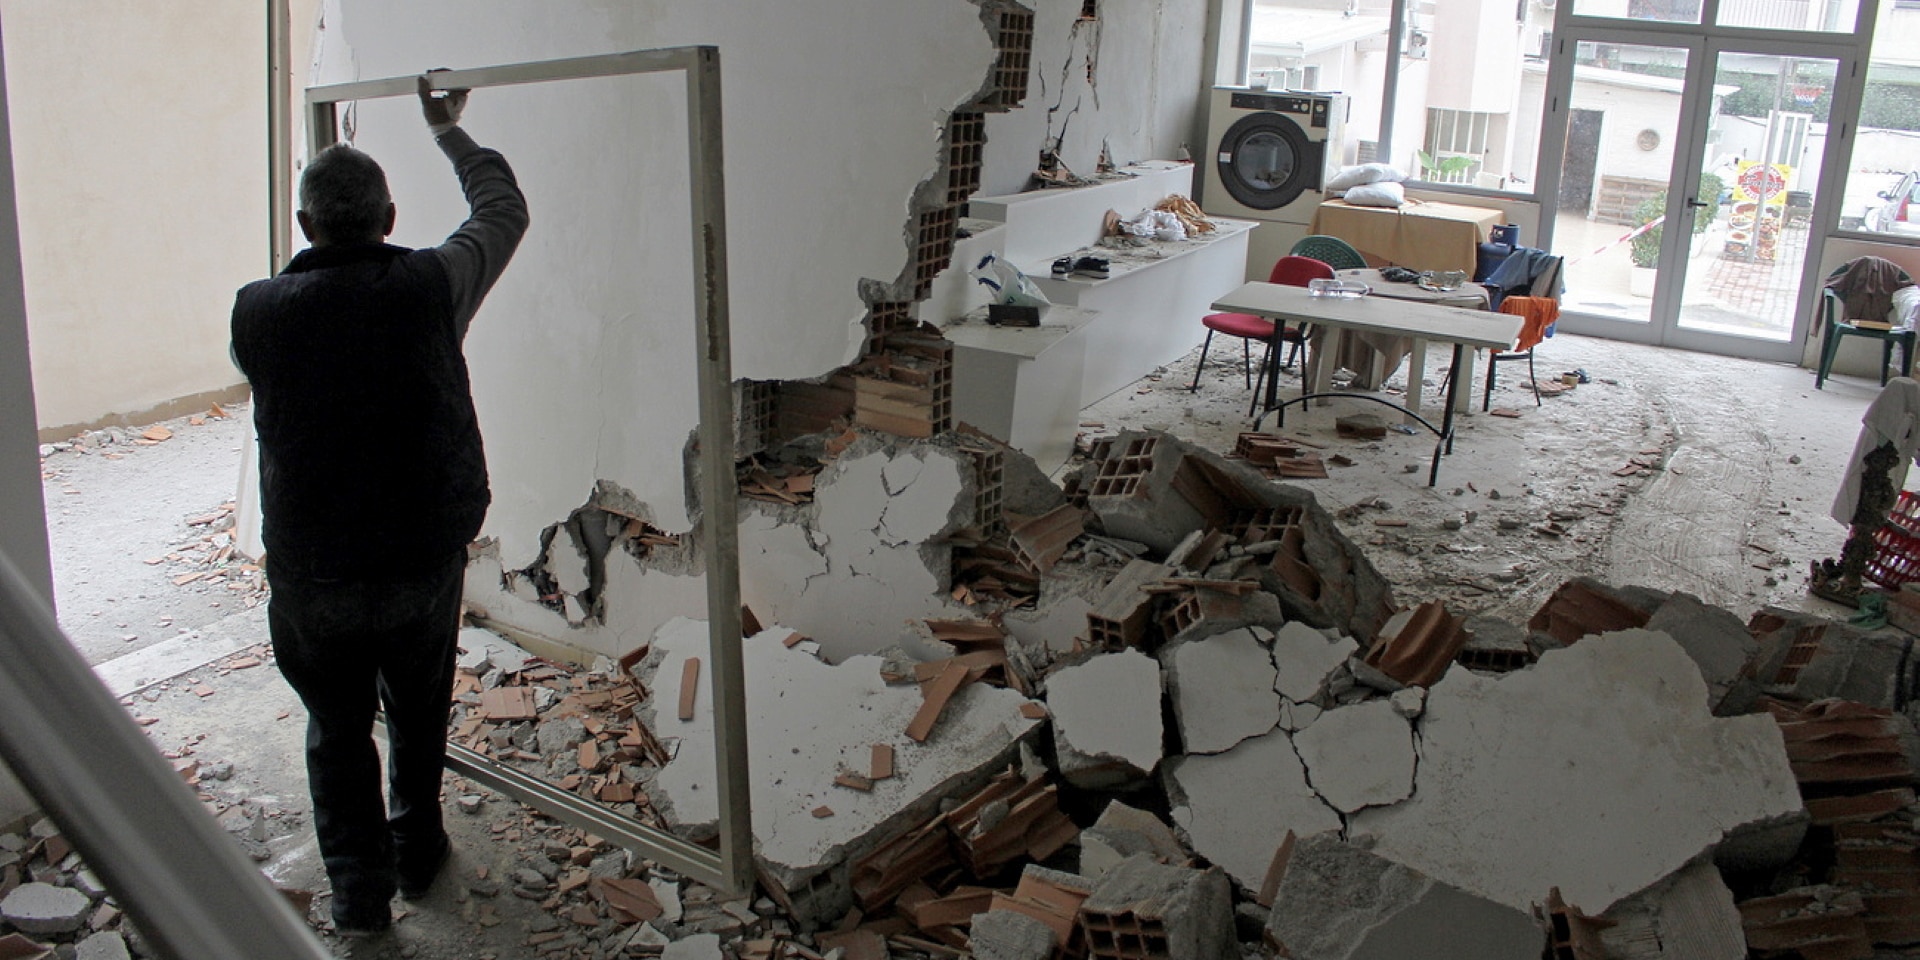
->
<box><xmin>317</xmin><ymin>0</ymin><xmax>993</xmax><ymax>561</ymax></box>
<box><xmin>979</xmin><ymin>0</ymin><xmax>1210</xmax><ymax>195</ymax></box>
<box><xmin>313</xmin><ymin>0</ymin><xmax>1211</xmax><ymax>650</ymax></box>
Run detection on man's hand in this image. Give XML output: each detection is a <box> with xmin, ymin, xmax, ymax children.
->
<box><xmin>418</xmin><ymin>71</ymin><xmax>469</xmax><ymax>137</ymax></box>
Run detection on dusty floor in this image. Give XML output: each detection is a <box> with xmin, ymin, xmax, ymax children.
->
<box><xmin>35</xmin><ymin>330</ymin><xmax>1907</xmax><ymax>956</ymax></box>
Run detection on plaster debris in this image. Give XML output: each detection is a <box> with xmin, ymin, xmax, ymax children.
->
<box><xmin>0</xmin><ymin>884</ymin><xmax>90</xmax><ymax>935</ymax></box>
<box><xmin>1080</xmin><ymin>800</ymin><xmax>1192</xmax><ymax>880</ymax></box>
<box><xmin>1388</xmin><ymin>687</ymin><xmax>1425</xmax><ymax>718</ymax></box>
<box><xmin>1045</xmin><ymin>649</ymin><xmax>1164</xmax><ymax>789</ymax></box>
<box><xmin>1073</xmin><ymin>432</ymin><xmax>1396</xmax><ymax>642</ymax></box>
<box><xmin>1349</xmin><ymin>629</ymin><xmax>1806</xmax><ymax>915</ymax></box>
<box><xmin>1270</xmin><ymin>622</ymin><xmax>1357</xmax><ymax>703</ymax></box>
<box><xmin>661</xmin><ymin>932</ymin><xmax>723</xmax><ymax>960</ymax></box>
<box><xmin>1163</xmin><ymin>627</ymin><xmax>1281</xmax><ymax>754</ymax></box>
<box><xmin>1266</xmin><ymin>832</ymin><xmax>1545</xmax><ymax>960</ymax></box>
<box><xmin>1078</xmin><ymin>855</ymin><xmax>1236</xmax><ymax>960</ymax></box>
<box><xmin>1166</xmin><ymin>729</ymin><xmax>1340</xmax><ymax>890</ymax></box>
<box><xmin>456</xmin><ymin>625</ymin><xmax>530</xmax><ymax>675</ymax></box>
<box><xmin>742</xmin><ymin>442</ymin><xmax>975</xmax><ymax>660</ymax></box>
<box><xmin>1277</xmin><ymin>699</ymin><xmax>1322</xmax><ymax>732</ymax></box>
<box><xmin>1592</xmin><ymin>857</ymin><xmax>1745</xmax><ymax>960</ymax></box>
<box><xmin>967</xmin><ymin>908</ymin><xmax>1056</xmax><ymax>960</ymax></box>
<box><xmin>641</xmin><ymin>617</ymin><xmax>1039</xmax><ymax>917</ymax></box>
<box><xmin>74</xmin><ymin>932</ymin><xmax>130</xmax><ymax>960</ymax></box>
<box><xmin>1643</xmin><ymin>593</ymin><xmax>1757</xmax><ymax>710</ymax></box>
<box><xmin>1292</xmin><ymin>700</ymin><xmax>1415</xmax><ymax>813</ymax></box>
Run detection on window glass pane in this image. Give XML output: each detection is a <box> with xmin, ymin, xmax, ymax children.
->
<box><xmin>1716</xmin><ymin>0</ymin><xmax>1857</xmax><ymax>32</ymax></box>
<box><xmin>1552</xmin><ymin>41</ymin><xmax>1690</xmax><ymax>325</ymax></box>
<box><xmin>1841</xmin><ymin>0</ymin><xmax>1920</xmax><ymax>238</ymax></box>
<box><xmin>1571</xmin><ymin>0</ymin><xmax>1703</xmax><ymax>25</ymax></box>
<box><xmin>1247</xmin><ymin>0</ymin><xmax>1396</xmax><ymax>169</ymax></box>
<box><xmin>1677</xmin><ymin>53</ymin><xmax>1837</xmax><ymax>341</ymax></box>
<box><xmin>1380</xmin><ymin>0</ymin><xmax>1552</xmax><ymax>191</ymax></box>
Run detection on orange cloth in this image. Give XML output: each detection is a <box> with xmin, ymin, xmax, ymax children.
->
<box><xmin>1499</xmin><ymin>296</ymin><xmax>1558</xmax><ymax>352</ymax></box>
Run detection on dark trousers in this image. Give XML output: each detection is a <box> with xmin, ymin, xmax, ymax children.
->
<box><xmin>267</xmin><ymin>550</ymin><xmax>464</xmax><ymax>924</ymax></box>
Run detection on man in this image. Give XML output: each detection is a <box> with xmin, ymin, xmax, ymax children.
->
<box><xmin>231</xmin><ymin>76</ymin><xmax>529</xmax><ymax>937</ymax></box>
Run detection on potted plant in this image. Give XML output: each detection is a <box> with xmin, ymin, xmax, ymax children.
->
<box><xmin>1627</xmin><ymin>176</ymin><xmax>1722</xmax><ymax>298</ymax></box>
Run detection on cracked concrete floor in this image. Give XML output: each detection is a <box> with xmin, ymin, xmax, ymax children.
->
<box><xmin>36</xmin><ymin>331</ymin><xmax>1907</xmax><ymax>954</ymax></box>
<box><xmin>1092</xmin><ymin>330</ymin><xmax>1885</xmax><ymax>625</ymax></box>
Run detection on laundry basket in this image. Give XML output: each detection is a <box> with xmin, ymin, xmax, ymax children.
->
<box><xmin>1865</xmin><ymin>490</ymin><xmax>1920</xmax><ymax>588</ymax></box>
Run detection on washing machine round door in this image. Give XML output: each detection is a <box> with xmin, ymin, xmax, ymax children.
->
<box><xmin>1215</xmin><ymin>112</ymin><xmax>1321</xmax><ymax>212</ymax></box>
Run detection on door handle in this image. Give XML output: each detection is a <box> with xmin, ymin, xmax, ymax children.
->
<box><xmin>1685</xmin><ymin>197</ymin><xmax>1710</xmax><ymax>208</ymax></box>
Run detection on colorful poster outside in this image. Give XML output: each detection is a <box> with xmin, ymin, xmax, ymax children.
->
<box><xmin>1725</xmin><ymin>162</ymin><xmax>1793</xmax><ymax>262</ymax></box>
<box><xmin>1732</xmin><ymin>161</ymin><xmax>1792</xmax><ymax>207</ymax></box>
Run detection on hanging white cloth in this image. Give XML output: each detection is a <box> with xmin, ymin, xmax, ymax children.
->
<box><xmin>1830</xmin><ymin>377</ymin><xmax>1920</xmax><ymax>525</ymax></box>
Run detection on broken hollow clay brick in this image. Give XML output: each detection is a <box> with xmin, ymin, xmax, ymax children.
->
<box><xmin>905</xmin><ymin>660</ymin><xmax>969</xmax><ymax>742</ymax></box>
<box><xmin>678</xmin><ymin>657</ymin><xmax>700</xmax><ymax>721</ymax></box>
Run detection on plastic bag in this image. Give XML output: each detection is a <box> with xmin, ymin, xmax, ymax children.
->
<box><xmin>971</xmin><ymin>253</ymin><xmax>1052</xmax><ymax>311</ymax></box>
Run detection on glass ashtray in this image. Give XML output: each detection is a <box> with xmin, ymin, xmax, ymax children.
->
<box><xmin>1417</xmin><ymin>270</ymin><xmax>1469</xmax><ymax>292</ymax></box>
<box><xmin>1307</xmin><ymin>278</ymin><xmax>1371</xmax><ymax>298</ymax></box>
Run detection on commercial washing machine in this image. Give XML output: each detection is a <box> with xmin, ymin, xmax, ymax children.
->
<box><xmin>1200</xmin><ymin>86</ymin><xmax>1349</xmax><ymax>280</ymax></box>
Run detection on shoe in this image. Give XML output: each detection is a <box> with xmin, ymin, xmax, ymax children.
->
<box><xmin>1051</xmin><ymin>257</ymin><xmax>1073</xmax><ymax>277</ymax></box>
<box><xmin>1071</xmin><ymin>256</ymin><xmax>1110</xmax><ymax>279</ymax></box>
<box><xmin>330</xmin><ymin>902</ymin><xmax>392</xmax><ymax>940</ymax></box>
<box><xmin>331</xmin><ymin>916</ymin><xmax>392</xmax><ymax>940</ymax></box>
<box><xmin>397</xmin><ymin>836</ymin><xmax>451</xmax><ymax>900</ymax></box>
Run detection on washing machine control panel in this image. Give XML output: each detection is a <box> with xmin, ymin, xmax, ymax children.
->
<box><xmin>1229</xmin><ymin>91</ymin><xmax>1336</xmax><ymax>129</ymax></box>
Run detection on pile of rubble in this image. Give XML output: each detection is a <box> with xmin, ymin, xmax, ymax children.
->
<box><xmin>434</xmin><ymin>430</ymin><xmax>1920</xmax><ymax>959</ymax></box>
<box><xmin>0</xmin><ymin>815</ymin><xmax>148</xmax><ymax>959</ymax></box>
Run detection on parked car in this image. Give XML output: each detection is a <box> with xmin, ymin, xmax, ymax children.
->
<box><xmin>1863</xmin><ymin>169</ymin><xmax>1920</xmax><ymax>237</ymax></box>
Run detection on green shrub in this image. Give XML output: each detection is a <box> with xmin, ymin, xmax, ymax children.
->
<box><xmin>1629</xmin><ymin>174</ymin><xmax>1723</xmax><ymax>268</ymax></box>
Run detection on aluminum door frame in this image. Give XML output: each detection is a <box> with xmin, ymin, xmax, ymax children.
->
<box><xmin>279</xmin><ymin>48</ymin><xmax>753</xmax><ymax>895</ymax></box>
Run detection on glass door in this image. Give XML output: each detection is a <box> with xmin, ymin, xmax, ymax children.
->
<box><xmin>1550</xmin><ymin>38</ymin><xmax>1697</xmax><ymax>336</ymax></box>
<box><xmin>1663</xmin><ymin>42</ymin><xmax>1841</xmax><ymax>359</ymax></box>
<box><xmin>1547</xmin><ymin>32</ymin><xmax>1854</xmax><ymax>362</ymax></box>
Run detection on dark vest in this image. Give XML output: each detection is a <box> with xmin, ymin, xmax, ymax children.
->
<box><xmin>232</xmin><ymin>243</ymin><xmax>489</xmax><ymax>580</ymax></box>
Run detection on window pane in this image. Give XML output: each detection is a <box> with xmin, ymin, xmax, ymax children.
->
<box><xmin>1247</xmin><ymin>0</ymin><xmax>1396</xmax><ymax>168</ymax></box>
<box><xmin>1381</xmin><ymin>0</ymin><xmax>1553</xmax><ymax>191</ymax></box>
<box><xmin>1841</xmin><ymin>0</ymin><xmax>1920</xmax><ymax>239</ymax></box>
<box><xmin>1571</xmin><ymin>0</ymin><xmax>1703</xmax><ymax>26</ymax></box>
<box><xmin>1677</xmin><ymin>53</ymin><xmax>1837</xmax><ymax>341</ymax></box>
<box><xmin>1716</xmin><ymin>0</ymin><xmax>1857</xmax><ymax>32</ymax></box>
<box><xmin>1552</xmin><ymin>41</ymin><xmax>1690</xmax><ymax>325</ymax></box>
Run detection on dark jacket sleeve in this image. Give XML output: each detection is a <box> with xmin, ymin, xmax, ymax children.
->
<box><xmin>431</xmin><ymin>127</ymin><xmax>530</xmax><ymax>338</ymax></box>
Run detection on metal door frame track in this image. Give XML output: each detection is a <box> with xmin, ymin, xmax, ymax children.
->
<box><xmin>276</xmin><ymin>48</ymin><xmax>752</xmax><ymax>894</ymax></box>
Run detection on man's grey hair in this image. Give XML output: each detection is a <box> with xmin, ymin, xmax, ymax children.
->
<box><xmin>299</xmin><ymin>144</ymin><xmax>391</xmax><ymax>243</ymax></box>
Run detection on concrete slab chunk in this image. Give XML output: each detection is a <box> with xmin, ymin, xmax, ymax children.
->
<box><xmin>968</xmin><ymin>909</ymin><xmax>1056</xmax><ymax>960</ymax></box>
<box><xmin>1079</xmin><ymin>855</ymin><xmax>1236</xmax><ymax>960</ymax></box>
<box><xmin>1047</xmin><ymin>649</ymin><xmax>1163</xmax><ymax>789</ymax></box>
<box><xmin>1349</xmin><ymin>629</ymin><xmax>1805</xmax><ymax>915</ymax></box>
<box><xmin>0</xmin><ymin>883</ymin><xmax>90</xmax><ymax>935</ymax></box>
<box><xmin>1644</xmin><ymin>593</ymin><xmax>1758</xmax><ymax>711</ymax></box>
<box><xmin>1164</xmin><ymin>628</ymin><xmax>1282</xmax><ymax>754</ymax></box>
<box><xmin>1293</xmin><ymin>700</ymin><xmax>1415</xmax><ymax>813</ymax></box>
<box><xmin>1166</xmin><ymin>729</ymin><xmax>1341</xmax><ymax>890</ymax></box>
<box><xmin>75</xmin><ymin>932</ymin><xmax>131</xmax><ymax>960</ymax></box>
<box><xmin>661</xmin><ymin>932</ymin><xmax>723</xmax><ymax>960</ymax></box>
<box><xmin>1271</xmin><ymin>621</ymin><xmax>1357</xmax><ymax>703</ymax></box>
<box><xmin>642</xmin><ymin>618</ymin><xmax>1039</xmax><ymax>908</ymax></box>
<box><xmin>1595</xmin><ymin>857</ymin><xmax>1745</xmax><ymax>960</ymax></box>
<box><xmin>1266</xmin><ymin>832</ymin><xmax>1544</xmax><ymax>960</ymax></box>
<box><xmin>1081</xmin><ymin>800</ymin><xmax>1191</xmax><ymax>879</ymax></box>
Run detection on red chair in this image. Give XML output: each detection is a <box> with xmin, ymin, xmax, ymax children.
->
<box><xmin>1188</xmin><ymin>256</ymin><xmax>1337</xmax><ymax>415</ymax></box>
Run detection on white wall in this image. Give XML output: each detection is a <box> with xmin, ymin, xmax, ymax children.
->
<box><xmin>0</xmin><ymin>0</ymin><xmax>287</xmax><ymax>436</ymax></box>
